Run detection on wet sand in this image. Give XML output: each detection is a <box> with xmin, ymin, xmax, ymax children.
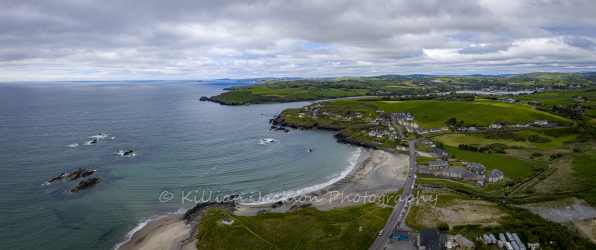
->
<box><xmin>117</xmin><ymin>149</ymin><xmax>409</xmax><ymax>250</ymax></box>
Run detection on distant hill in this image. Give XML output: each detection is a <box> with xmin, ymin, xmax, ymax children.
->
<box><xmin>506</xmin><ymin>72</ymin><xmax>596</xmax><ymax>81</ymax></box>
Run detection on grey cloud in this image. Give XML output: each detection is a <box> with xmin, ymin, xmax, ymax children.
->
<box><xmin>0</xmin><ymin>0</ymin><xmax>595</xmax><ymax>80</ymax></box>
<box><xmin>564</xmin><ymin>36</ymin><xmax>595</xmax><ymax>50</ymax></box>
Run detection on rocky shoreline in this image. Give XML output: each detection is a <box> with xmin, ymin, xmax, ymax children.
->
<box><xmin>271</xmin><ymin>115</ymin><xmax>389</xmax><ymax>151</ymax></box>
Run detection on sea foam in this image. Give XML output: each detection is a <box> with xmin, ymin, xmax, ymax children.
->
<box><xmin>241</xmin><ymin>147</ymin><xmax>362</xmax><ymax>205</ymax></box>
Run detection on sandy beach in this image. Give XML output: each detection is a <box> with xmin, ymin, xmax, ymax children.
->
<box><xmin>117</xmin><ymin>149</ymin><xmax>409</xmax><ymax>250</ymax></box>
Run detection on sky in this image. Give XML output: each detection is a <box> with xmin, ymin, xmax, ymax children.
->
<box><xmin>1</xmin><ymin>0</ymin><xmax>595</xmax><ymax>81</ymax></box>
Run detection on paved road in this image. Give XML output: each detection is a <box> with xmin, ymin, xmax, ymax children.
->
<box><xmin>369</xmin><ymin>120</ymin><xmax>419</xmax><ymax>250</ymax></box>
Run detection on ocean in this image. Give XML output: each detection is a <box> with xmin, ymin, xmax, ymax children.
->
<box><xmin>0</xmin><ymin>80</ymin><xmax>361</xmax><ymax>249</ymax></box>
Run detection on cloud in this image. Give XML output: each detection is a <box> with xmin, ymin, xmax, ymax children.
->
<box><xmin>0</xmin><ymin>0</ymin><xmax>595</xmax><ymax>80</ymax></box>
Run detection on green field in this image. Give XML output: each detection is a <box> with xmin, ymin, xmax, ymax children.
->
<box><xmin>518</xmin><ymin>130</ymin><xmax>578</xmax><ymax>149</ymax></box>
<box><xmin>442</xmin><ymin>146</ymin><xmax>533</xmax><ymax>179</ymax></box>
<box><xmin>327</xmin><ymin>99</ymin><xmax>571</xmax><ymax>127</ymax></box>
<box><xmin>433</xmin><ymin>131</ymin><xmax>577</xmax><ymax>149</ymax></box>
<box><xmin>572</xmin><ymin>154</ymin><xmax>596</xmax><ymax>189</ymax></box>
<box><xmin>433</xmin><ymin>133</ymin><xmax>529</xmax><ymax>148</ymax></box>
<box><xmin>210</xmin><ymin>88</ymin><xmax>371</xmax><ymax>104</ymax></box>
<box><xmin>509</xmin><ymin>89</ymin><xmax>596</xmax><ymax>106</ymax></box>
<box><xmin>195</xmin><ymin>204</ymin><xmax>392</xmax><ymax>249</ymax></box>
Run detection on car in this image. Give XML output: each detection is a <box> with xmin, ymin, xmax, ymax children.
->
<box><xmin>379</xmin><ymin>230</ymin><xmax>384</xmax><ymax>236</ymax></box>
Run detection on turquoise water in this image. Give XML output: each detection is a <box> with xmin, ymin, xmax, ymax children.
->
<box><xmin>0</xmin><ymin>81</ymin><xmax>361</xmax><ymax>249</ymax></box>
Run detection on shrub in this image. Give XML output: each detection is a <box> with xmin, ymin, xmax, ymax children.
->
<box><xmin>528</xmin><ymin>134</ymin><xmax>551</xmax><ymax>143</ymax></box>
<box><xmin>531</xmin><ymin>152</ymin><xmax>543</xmax><ymax>157</ymax></box>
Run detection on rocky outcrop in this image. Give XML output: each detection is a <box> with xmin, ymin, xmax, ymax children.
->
<box><xmin>71</xmin><ymin>177</ymin><xmax>100</xmax><ymax>193</ymax></box>
<box><xmin>288</xmin><ymin>203</ymin><xmax>312</xmax><ymax>212</ymax></box>
<box><xmin>199</xmin><ymin>96</ymin><xmax>209</xmax><ymax>101</ymax></box>
<box><xmin>270</xmin><ymin>116</ymin><xmax>340</xmax><ymax>132</ymax></box>
<box><xmin>182</xmin><ymin>201</ymin><xmax>237</xmax><ymax>224</ymax></box>
<box><xmin>209</xmin><ymin>99</ymin><xmax>250</xmax><ymax>106</ymax></box>
<box><xmin>45</xmin><ymin>168</ymin><xmax>96</xmax><ymax>184</ymax></box>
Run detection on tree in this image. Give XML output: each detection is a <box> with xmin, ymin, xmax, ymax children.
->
<box><xmin>438</xmin><ymin>222</ymin><xmax>449</xmax><ymax>232</ymax></box>
<box><xmin>475</xmin><ymin>240</ymin><xmax>490</xmax><ymax>250</ymax></box>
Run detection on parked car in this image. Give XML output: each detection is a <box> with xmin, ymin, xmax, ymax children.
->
<box><xmin>379</xmin><ymin>230</ymin><xmax>384</xmax><ymax>236</ymax></box>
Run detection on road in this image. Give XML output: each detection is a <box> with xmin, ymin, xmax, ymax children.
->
<box><xmin>369</xmin><ymin>120</ymin><xmax>419</xmax><ymax>250</ymax></box>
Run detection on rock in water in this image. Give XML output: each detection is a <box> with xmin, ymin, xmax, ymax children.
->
<box><xmin>71</xmin><ymin>177</ymin><xmax>100</xmax><ymax>193</ymax></box>
<box><xmin>199</xmin><ymin>96</ymin><xmax>209</xmax><ymax>101</ymax></box>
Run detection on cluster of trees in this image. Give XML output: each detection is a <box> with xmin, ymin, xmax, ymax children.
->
<box><xmin>458</xmin><ymin>144</ymin><xmax>479</xmax><ymax>151</ymax></box>
<box><xmin>458</xmin><ymin>143</ymin><xmax>514</xmax><ymax>154</ymax></box>
<box><xmin>445</xmin><ymin>117</ymin><xmax>465</xmax><ymax>126</ymax></box>
<box><xmin>482</xmin><ymin>131</ymin><xmax>526</xmax><ymax>142</ymax></box>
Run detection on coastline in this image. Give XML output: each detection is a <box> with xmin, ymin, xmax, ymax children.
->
<box><xmin>116</xmin><ymin>149</ymin><xmax>410</xmax><ymax>250</ymax></box>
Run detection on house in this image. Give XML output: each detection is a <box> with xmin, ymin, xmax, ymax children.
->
<box><xmin>433</xmin><ymin>148</ymin><xmax>449</xmax><ymax>156</ymax></box>
<box><xmin>442</xmin><ymin>127</ymin><xmax>449</xmax><ymax>131</ymax></box>
<box><xmin>302</xmin><ymin>106</ymin><xmax>310</xmax><ymax>111</ymax></box>
<box><xmin>467</xmin><ymin>162</ymin><xmax>486</xmax><ymax>175</ymax></box>
<box><xmin>396</xmin><ymin>146</ymin><xmax>409</xmax><ymax>151</ymax></box>
<box><xmin>475</xmin><ymin>180</ymin><xmax>484</xmax><ymax>189</ymax></box>
<box><xmin>468</xmin><ymin>127</ymin><xmax>477</xmax><ymax>131</ymax></box>
<box><xmin>376</xmin><ymin>109</ymin><xmax>384</xmax><ymax>113</ymax></box>
<box><xmin>531</xmin><ymin>106</ymin><xmax>536</xmax><ymax>109</ymax></box>
<box><xmin>457</xmin><ymin>127</ymin><xmax>467</xmax><ymax>132</ymax></box>
<box><xmin>354</xmin><ymin>112</ymin><xmax>362</xmax><ymax>118</ymax></box>
<box><xmin>298</xmin><ymin>113</ymin><xmax>306</xmax><ymax>118</ymax></box>
<box><xmin>489</xmin><ymin>123</ymin><xmax>502</xmax><ymax>129</ymax></box>
<box><xmin>418</xmin><ymin>228</ymin><xmax>446</xmax><ymax>250</ymax></box>
<box><xmin>515</xmin><ymin>124</ymin><xmax>530</xmax><ymax>128</ymax></box>
<box><xmin>486</xmin><ymin>169</ymin><xmax>504</xmax><ymax>183</ymax></box>
<box><xmin>483</xmin><ymin>234</ymin><xmax>491</xmax><ymax>245</ymax></box>
<box><xmin>430</xmin><ymin>128</ymin><xmax>441</xmax><ymax>133</ymax></box>
<box><xmin>389</xmin><ymin>126</ymin><xmax>395</xmax><ymax>131</ymax></box>
<box><xmin>376</xmin><ymin>134</ymin><xmax>383</xmax><ymax>138</ymax></box>
<box><xmin>429</xmin><ymin>160</ymin><xmax>449</xmax><ymax>170</ymax></box>
<box><xmin>442</xmin><ymin>168</ymin><xmax>463</xmax><ymax>178</ymax></box>
<box><xmin>391</xmin><ymin>230</ymin><xmax>409</xmax><ymax>241</ymax></box>
<box><xmin>222</xmin><ymin>217</ymin><xmax>235</xmax><ymax>226</ymax></box>
<box><xmin>455</xmin><ymin>234</ymin><xmax>475</xmax><ymax>250</ymax></box>
<box><xmin>534</xmin><ymin>120</ymin><xmax>548</xmax><ymax>126</ymax></box>
<box><xmin>368</xmin><ymin>131</ymin><xmax>377</xmax><ymax>137</ymax></box>
<box><xmin>528</xmin><ymin>243</ymin><xmax>540</xmax><ymax>250</ymax></box>
<box><xmin>406</xmin><ymin>113</ymin><xmax>415</xmax><ymax>121</ymax></box>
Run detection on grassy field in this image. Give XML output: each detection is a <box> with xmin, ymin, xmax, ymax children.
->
<box><xmin>210</xmin><ymin>88</ymin><xmax>371</xmax><ymax>104</ymax></box>
<box><xmin>433</xmin><ymin>131</ymin><xmax>577</xmax><ymax>149</ymax></box>
<box><xmin>327</xmin><ymin>100</ymin><xmax>571</xmax><ymax>127</ymax></box>
<box><xmin>508</xmin><ymin>89</ymin><xmax>596</xmax><ymax>106</ymax></box>
<box><xmin>195</xmin><ymin>204</ymin><xmax>392</xmax><ymax>250</ymax></box>
<box><xmin>442</xmin><ymin>145</ymin><xmax>533</xmax><ymax>179</ymax></box>
<box><xmin>433</xmin><ymin>133</ymin><xmax>529</xmax><ymax>148</ymax></box>
<box><xmin>518</xmin><ymin>130</ymin><xmax>578</xmax><ymax>149</ymax></box>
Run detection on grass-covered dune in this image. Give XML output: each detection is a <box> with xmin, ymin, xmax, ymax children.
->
<box><xmin>195</xmin><ymin>203</ymin><xmax>392</xmax><ymax>249</ymax></box>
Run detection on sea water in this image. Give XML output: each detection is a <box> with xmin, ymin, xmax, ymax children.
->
<box><xmin>0</xmin><ymin>80</ymin><xmax>361</xmax><ymax>249</ymax></box>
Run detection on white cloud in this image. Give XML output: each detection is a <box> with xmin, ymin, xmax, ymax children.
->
<box><xmin>0</xmin><ymin>0</ymin><xmax>595</xmax><ymax>80</ymax></box>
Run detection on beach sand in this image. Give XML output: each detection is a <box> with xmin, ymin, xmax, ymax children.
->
<box><xmin>116</xmin><ymin>148</ymin><xmax>409</xmax><ymax>250</ymax></box>
<box><xmin>117</xmin><ymin>214</ymin><xmax>197</xmax><ymax>250</ymax></box>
